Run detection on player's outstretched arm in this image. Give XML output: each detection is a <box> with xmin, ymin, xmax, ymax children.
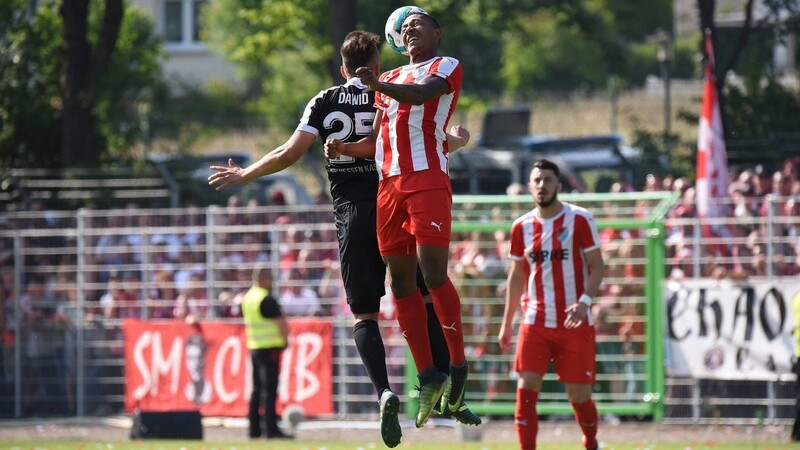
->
<box><xmin>499</xmin><ymin>258</ymin><xmax>525</xmax><ymax>353</ymax></box>
<box><xmin>208</xmin><ymin>131</ymin><xmax>316</xmax><ymax>191</ymax></box>
<box><xmin>446</xmin><ymin>125</ymin><xmax>470</xmax><ymax>152</ymax></box>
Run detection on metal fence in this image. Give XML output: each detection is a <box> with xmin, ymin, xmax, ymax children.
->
<box><xmin>0</xmin><ymin>193</ymin><xmax>798</xmax><ymax>423</ymax></box>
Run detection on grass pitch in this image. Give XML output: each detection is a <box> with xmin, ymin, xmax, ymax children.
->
<box><xmin>0</xmin><ymin>441</ymin><xmax>796</xmax><ymax>450</ymax></box>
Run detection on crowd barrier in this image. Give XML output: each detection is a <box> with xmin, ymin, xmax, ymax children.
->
<box><xmin>0</xmin><ymin>193</ymin><xmax>797</xmax><ymax>424</ymax></box>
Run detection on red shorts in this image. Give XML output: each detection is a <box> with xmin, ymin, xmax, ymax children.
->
<box><xmin>377</xmin><ymin>170</ymin><xmax>452</xmax><ymax>256</ymax></box>
<box><xmin>514</xmin><ymin>323</ymin><xmax>596</xmax><ymax>384</ymax></box>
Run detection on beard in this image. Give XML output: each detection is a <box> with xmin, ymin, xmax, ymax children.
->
<box><xmin>535</xmin><ymin>191</ymin><xmax>557</xmax><ymax>208</ymax></box>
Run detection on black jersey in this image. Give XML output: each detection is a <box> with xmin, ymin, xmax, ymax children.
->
<box><xmin>297</xmin><ymin>78</ymin><xmax>378</xmax><ymax>206</ymax></box>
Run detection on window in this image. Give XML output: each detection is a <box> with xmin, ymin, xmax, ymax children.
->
<box><xmin>163</xmin><ymin>0</ymin><xmax>207</xmax><ymax>49</ymax></box>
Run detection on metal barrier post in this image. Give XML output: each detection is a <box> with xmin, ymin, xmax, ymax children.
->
<box><xmin>140</xmin><ymin>225</ymin><xmax>150</xmax><ymax>320</ymax></box>
<box><xmin>336</xmin><ymin>315</ymin><xmax>349</xmax><ymax>418</ymax></box>
<box><xmin>645</xmin><ymin>222</ymin><xmax>666</xmax><ymax>421</ymax></box>
<box><xmin>76</xmin><ymin>209</ymin><xmax>87</xmax><ymax>416</ymax></box>
<box><xmin>692</xmin><ymin>219</ymin><xmax>701</xmax><ymax>279</ymax></box>
<box><xmin>767</xmin><ymin>380</ymin><xmax>775</xmax><ymax>422</ymax></box>
<box><xmin>765</xmin><ymin>195</ymin><xmax>775</xmax><ymax>278</ymax></box>
<box><xmin>13</xmin><ymin>232</ymin><xmax>22</xmax><ymax>418</ymax></box>
<box><xmin>206</xmin><ymin>207</ymin><xmax>217</xmax><ymax>317</ymax></box>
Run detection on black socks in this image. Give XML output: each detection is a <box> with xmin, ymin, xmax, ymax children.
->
<box><xmin>353</xmin><ymin>319</ymin><xmax>389</xmax><ymax>397</ymax></box>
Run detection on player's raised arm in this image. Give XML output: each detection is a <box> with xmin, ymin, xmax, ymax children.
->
<box><xmin>208</xmin><ymin>130</ymin><xmax>316</xmax><ymax>190</ymax></box>
<box><xmin>359</xmin><ymin>67</ymin><xmax>449</xmax><ymax>106</ymax></box>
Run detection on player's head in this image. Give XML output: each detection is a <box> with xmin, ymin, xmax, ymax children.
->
<box><xmin>340</xmin><ymin>30</ymin><xmax>381</xmax><ymax>79</ymax></box>
<box><xmin>252</xmin><ymin>265</ymin><xmax>273</xmax><ymax>289</ymax></box>
<box><xmin>529</xmin><ymin>159</ymin><xmax>561</xmax><ymax>209</ymax></box>
<box><xmin>401</xmin><ymin>10</ymin><xmax>441</xmax><ymax>56</ymax></box>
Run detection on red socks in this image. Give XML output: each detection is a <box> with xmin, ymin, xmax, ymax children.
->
<box><xmin>429</xmin><ymin>279</ymin><xmax>465</xmax><ymax>364</ymax></box>
<box><xmin>515</xmin><ymin>388</ymin><xmax>539</xmax><ymax>450</ymax></box>
<box><xmin>572</xmin><ymin>399</ymin><xmax>599</xmax><ymax>450</ymax></box>
<box><xmin>393</xmin><ymin>290</ymin><xmax>433</xmax><ymax>372</ymax></box>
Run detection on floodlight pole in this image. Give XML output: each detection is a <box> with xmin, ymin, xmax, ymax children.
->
<box><xmin>656</xmin><ymin>30</ymin><xmax>673</xmax><ymax>152</ymax></box>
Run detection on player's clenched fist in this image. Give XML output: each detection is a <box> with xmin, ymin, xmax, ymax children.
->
<box><xmin>324</xmin><ymin>139</ymin><xmax>343</xmax><ymax>159</ymax></box>
<box><xmin>355</xmin><ymin>67</ymin><xmax>379</xmax><ymax>91</ymax></box>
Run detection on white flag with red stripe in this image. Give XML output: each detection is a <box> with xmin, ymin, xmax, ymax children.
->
<box><xmin>696</xmin><ymin>34</ymin><xmax>728</xmax><ymax>220</ymax></box>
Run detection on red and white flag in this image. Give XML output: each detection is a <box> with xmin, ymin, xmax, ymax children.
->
<box><xmin>695</xmin><ymin>33</ymin><xmax>728</xmax><ymax>220</ymax></box>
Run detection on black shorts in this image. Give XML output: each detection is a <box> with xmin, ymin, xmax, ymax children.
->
<box><xmin>334</xmin><ymin>200</ymin><xmax>429</xmax><ymax>315</ymax></box>
<box><xmin>335</xmin><ymin>200</ymin><xmax>386</xmax><ymax>314</ymax></box>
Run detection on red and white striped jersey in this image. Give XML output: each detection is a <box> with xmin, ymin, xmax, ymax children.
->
<box><xmin>509</xmin><ymin>202</ymin><xmax>601</xmax><ymax>329</ymax></box>
<box><xmin>374</xmin><ymin>56</ymin><xmax>462</xmax><ymax>180</ymax></box>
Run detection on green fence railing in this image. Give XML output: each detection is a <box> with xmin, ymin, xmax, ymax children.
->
<box><xmin>405</xmin><ymin>192</ymin><xmax>679</xmax><ymax>421</ymax></box>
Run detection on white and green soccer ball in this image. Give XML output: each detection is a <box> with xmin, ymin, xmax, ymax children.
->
<box><xmin>385</xmin><ymin>5</ymin><xmax>430</xmax><ymax>55</ymax></box>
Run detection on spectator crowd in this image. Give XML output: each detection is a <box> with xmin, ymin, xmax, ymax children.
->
<box><xmin>0</xmin><ymin>156</ymin><xmax>797</xmax><ymax>416</ymax></box>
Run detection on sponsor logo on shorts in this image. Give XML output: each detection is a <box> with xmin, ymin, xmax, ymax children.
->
<box><xmin>431</xmin><ymin>221</ymin><xmax>443</xmax><ymax>232</ymax></box>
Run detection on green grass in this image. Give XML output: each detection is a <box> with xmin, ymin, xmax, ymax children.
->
<box><xmin>0</xmin><ymin>441</ymin><xmax>795</xmax><ymax>450</ymax></box>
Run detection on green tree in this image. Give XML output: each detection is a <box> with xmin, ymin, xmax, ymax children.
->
<box><xmin>0</xmin><ymin>0</ymin><xmax>62</xmax><ymax>169</ymax></box>
<box><xmin>697</xmin><ymin>0</ymin><xmax>800</xmax><ymax>140</ymax></box>
<box><xmin>589</xmin><ymin>0</ymin><xmax>672</xmax><ymax>41</ymax></box>
<box><xmin>202</xmin><ymin>0</ymin><xmax>332</xmax><ymax>126</ymax></box>
<box><xmin>502</xmin><ymin>10</ymin><xmax>610</xmax><ymax>95</ymax></box>
<box><xmin>60</xmin><ymin>0</ymin><xmax>125</xmax><ymax>167</ymax></box>
<box><xmin>94</xmin><ymin>7</ymin><xmax>164</xmax><ymax>163</ymax></box>
<box><xmin>0</xmin><ymin>0</ymin><xmax>162</xmax><ymax>170</ymax></box>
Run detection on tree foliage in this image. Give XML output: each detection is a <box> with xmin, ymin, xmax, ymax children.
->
<box><xmin>200</xmin><ymin>0</ymin><xmax>676</xmax><ymax>117</ymax></box>
<box><xmin>202</xmin><ymin>0</ymin><xmax>332</xmax><ymax>126</ymax></box>
<box><xmin>723</xmin><ymin>77</ymin><xmax>800</xmax><ymax>140</ymax></box>
<box><xmin>502</xmin><ymin>10</ymin><xmax>610</xmax><ymax>95</ymax></box>
<box><xmin>94</xmin><ymin>7</ymin><xmax>164</xmax><ymax>163</ymax></box>
<box><xmin>4</xmin><ymin>0</ymin><xmax>797</xmax><ymax>170</ymax></box>
<box><xmin>0</xmin><ymin>0</ymin><xmax>62</xmax><ymax>169</ymax></box>
<box><xmin>696</xmin><ymin>0</ymin><xmax>800</xmax><ymax>141</ymax></box>
<box><xmin>0</xmin><ymin>0</ymin><xmax>162</xmax><ymax>170</ymax></box>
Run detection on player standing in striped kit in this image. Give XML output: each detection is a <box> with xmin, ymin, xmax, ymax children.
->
<box><xmin>499</xmin><ymin>159</ymin><xmax>605</xmax><ymax>450</ymax></box>
<box><xmin>325</xmin><ymin>9</ymin><xmax>473</xmax><ymax>429</ymax></box>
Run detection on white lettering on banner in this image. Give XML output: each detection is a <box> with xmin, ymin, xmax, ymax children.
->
<box><xmin>280</xmin><ymin>332</ymin><xmax>322</xmax><ymax>403</ymax></box>
<box><xmin>215</xmin><ymin>336</ymin><xmax>243</xmax><ymax>404</ymax></box>
<box><xmin>664</xmin><ymin>280</ymin><xmax>800</xmax><ymax>380</ymax></box>
<box><xmin>124</xmin><ymin>320</ymin><xmax>333</xmax><ymax>416</ymax></box>
<box><xmin>132</xmin><ymin>331</ymin><xmax>152</xmax><ymax>400</ymax></box>
<box><xmin>131</xmin><ymin>331</ymin><xmax>183</xmax><ymax>399</ymax></box>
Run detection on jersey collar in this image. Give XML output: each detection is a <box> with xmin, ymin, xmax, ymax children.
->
<box><xmin>345</xmin><ymin>77</ymin><xmax>369</xmax><ymax>90</ymax></box>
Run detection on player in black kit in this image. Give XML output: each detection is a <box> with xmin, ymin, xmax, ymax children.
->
<box><xmin>208</xmin><ymin>30</ymin><xmax>479</xmax><ymax>448</ymax></box>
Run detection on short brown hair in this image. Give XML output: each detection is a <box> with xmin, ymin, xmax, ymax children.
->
<box><xmin>341</xmin><ymin>30</ymin><xmax>380</xmax><ymax>75</ymax></box>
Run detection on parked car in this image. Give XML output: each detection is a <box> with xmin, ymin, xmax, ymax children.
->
<box><xmin>449</xmin><ymin>106</ymin><xmax>670</xmax><ymax>194</ymax></box>
<box><xmin>148</xmin><ymin>153</ymin><xmax>314</xmax><ymax>206</ymax></box>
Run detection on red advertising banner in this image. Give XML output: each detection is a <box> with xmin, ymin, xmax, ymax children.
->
<box><xmin>123</xmin><ymin>319</ymin><xmax>333</xmax><ymax>417</ymax></box>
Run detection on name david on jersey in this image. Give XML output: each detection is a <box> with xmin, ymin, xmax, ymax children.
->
<box><xmin>338</xmin><ymin>92</ymin><xmax>369</xmax><ymax>106</ymax></box>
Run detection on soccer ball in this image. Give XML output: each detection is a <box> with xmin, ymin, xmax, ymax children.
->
<box><xmin>281</xmin><ymin>404</ymin><xmax>305</xmax><ymax>428</ymax></box>
<box><xmin>385</xmin><ymin>5</ymin><xmax>430</xmax><ymax>55</ymax></box>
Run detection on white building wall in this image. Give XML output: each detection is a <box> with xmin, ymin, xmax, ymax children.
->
<box><xmin>130</xmin><ymin>0</ymin><xmax>241</xmax><ymax>90</ymax></box>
